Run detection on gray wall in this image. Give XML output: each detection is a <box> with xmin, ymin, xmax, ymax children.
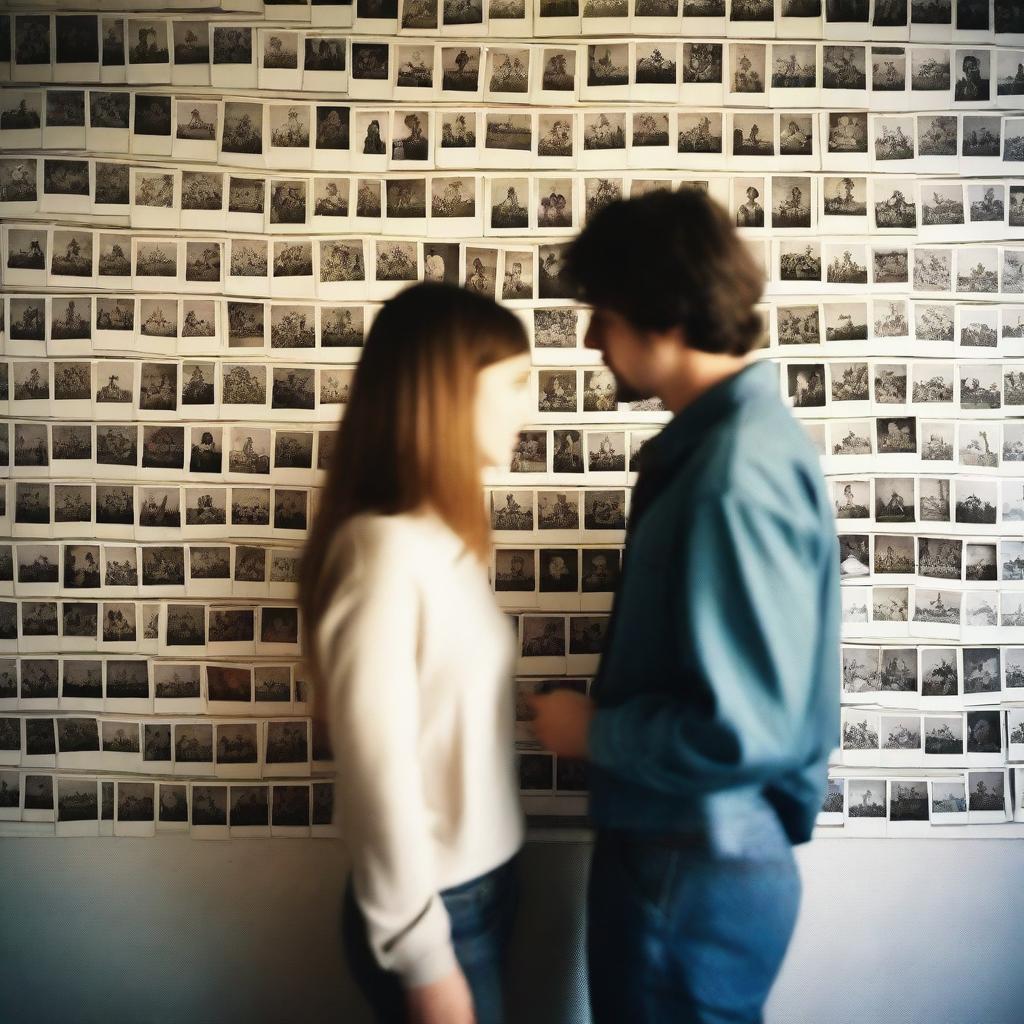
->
<box><xmin>2</xmin><ymin>834</ymin><xmax>1022</xmax><ymax>1024</ymax></box>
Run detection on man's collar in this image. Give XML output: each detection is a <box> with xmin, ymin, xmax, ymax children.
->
<box><xmin>638</xmin><ymin>359</ymin><xmax>778</xmax><ymax>475</ymax></box>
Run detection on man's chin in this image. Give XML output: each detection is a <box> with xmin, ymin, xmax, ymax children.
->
<box><xmin>610</xmin><ymin>373</ymin><xmax>654</xmax><ymax>405</ymax></box>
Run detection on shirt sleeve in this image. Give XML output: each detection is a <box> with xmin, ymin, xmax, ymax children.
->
<box><xmin>316</xmin><ymin>520</ymin><xmax>457</xmax><ymax>989</ymax></box>
<box><xmin>587</xmin><ymin>488</ymin><xmax>826</xmax><ymax>796</ymax></box>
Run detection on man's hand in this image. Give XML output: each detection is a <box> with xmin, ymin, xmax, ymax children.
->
<box><xmin>527</xmin><ymin>690</ymin><xmax>595</xmax><ymax>759</ymax></box>
<box><xmin>407</xmin><ymin>966</ymin><xmax>475</xmax><ymax>1024</ymax></box>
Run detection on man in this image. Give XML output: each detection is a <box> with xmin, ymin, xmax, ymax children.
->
<box><xmin>530</xmin><ymin>189</ymin><xmax>840</xmax><ymax>1024</ymax></box>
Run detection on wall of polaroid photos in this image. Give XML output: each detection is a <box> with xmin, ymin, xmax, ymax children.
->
<box><xmin>0</xmin><ymin>0</ymin><xmax>1023</xmax><ymax>839</ymax></box>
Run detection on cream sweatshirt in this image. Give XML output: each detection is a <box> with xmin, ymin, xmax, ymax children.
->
<box><xmin>315</xmin><ymin>509</ymin><xmax>525</xmax><ymax>988</ymax></box>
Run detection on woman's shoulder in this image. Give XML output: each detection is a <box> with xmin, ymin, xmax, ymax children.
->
<box><xmin>328</xmin><ymin>510</ymin><xmax>464</xmax><ymax>572</ymax></box>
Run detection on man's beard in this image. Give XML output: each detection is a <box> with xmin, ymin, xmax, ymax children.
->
<box><xmin>606</xmin><ymin>362</ymin><xmax>654</xmax><ymax>405</ymax></box>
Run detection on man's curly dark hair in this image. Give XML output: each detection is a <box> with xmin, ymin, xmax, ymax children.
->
<box><xmin>563</xmin><ymin>187</ymin><xmax>766</xmax><ymax>356</ymax></box>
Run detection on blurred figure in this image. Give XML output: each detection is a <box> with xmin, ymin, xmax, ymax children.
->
<box><xmin>300</xmin><ymin>282</ymin><xmax>533</xmax><ymax>1024</ymax></box>
<box><xmin>531</xmin><ymin>189</ymin><xmax>841</xmax><ymax>1024</ymax></box>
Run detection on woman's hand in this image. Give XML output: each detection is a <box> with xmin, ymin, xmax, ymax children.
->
<box><xmin>406</xmin><ymin>966</ymin><xmax>475</xmax><ymax>1024</ymax></box>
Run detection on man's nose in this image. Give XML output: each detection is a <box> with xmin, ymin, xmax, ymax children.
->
<box><xmin>583</xmin><ymin>327</ymin><xmax>602</xmax><ymax>351</ymax></box>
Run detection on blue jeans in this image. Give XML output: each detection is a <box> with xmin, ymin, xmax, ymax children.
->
<box><xmin>341</xmin><ymin>854</ymin><xmax>519</xmax><ymax>1024</ymax></box>
<box><xmin>587</xmin><ymin>826</ymin><xmax>801</xmax><ymax>1024</ymax></box>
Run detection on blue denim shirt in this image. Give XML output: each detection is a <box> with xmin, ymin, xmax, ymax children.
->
<box><xmin>586</xmin><ymin>359</ymin><xmax>841</xmax><ymax>853</ymax></box>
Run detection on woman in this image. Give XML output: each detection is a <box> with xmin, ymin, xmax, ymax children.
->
<box><xmin>299</xmin><ymin>282</ymin><xmax>534</xmax><ymax>1024</ymax></box>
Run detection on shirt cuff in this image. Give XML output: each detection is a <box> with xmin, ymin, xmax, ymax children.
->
<box><xmin>398</xmin><ymin>938</ymin><xmax>460</xmax><ymax>990</ymax></box>
<box><xmin>587</xmin><ymin>707</ymin><xmax>619</xmax><ymax>774</ymax></box>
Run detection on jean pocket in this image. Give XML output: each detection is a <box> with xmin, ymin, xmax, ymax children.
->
<box><xmin>607</xmin><ymin>839</ymin><xmax>684</xmax><ymax>923</ymax></box>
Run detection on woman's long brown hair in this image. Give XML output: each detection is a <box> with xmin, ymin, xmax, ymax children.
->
<box><xmin>299</xmin><ymin>281</ymin><xmax>529</xmax><ymax>726</ymax></box>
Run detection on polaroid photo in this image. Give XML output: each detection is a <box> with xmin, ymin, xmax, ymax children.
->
<box><xmin>354</xmin><ymin>0</ymin><xmax>401</xmax><ymax>34</ymax></box>
<box><xmin>494</xmin><ymin>547</ymin><xmax>538</xmax><ymax>608</ymax></box>
<box><xmin>352</xmin><ymin>176</ymin><xmax>385</xmax><ymax>234</ymax></box>
<box><xmin>394</xmin><ymin>43</ymin><xmax>438</xmax><ymax>101</ymax></box>
<box><xmin>13</xmin><ymin>14</ymin><xmax>52</xmax><ymax>84</ymax></box>
<box><xmin>93</xmin><ymin>299</ymin><xmax>135</xmax><ymax>354</ymax></box>
<box><xmin>52</xmin><ymin>360</ymin><xmax>93</xmax><ymax>421</ymax></box>
<box><xmin>774</xmin><ymin>111</ymin><xmax>816</xmax><ymax>171</ymax></box>
<box><xmin>485</xmin><ymin>47</ymin><xmax>532</xmax><ymax>105</ymax></box>
<box><xmin>259</xmin><ymin>29</ymin><xmax>302</xmax><ymax>91</ymax></box>
<box><xmin>630</xmin><ymin>0</ymin><xmax>682</xmax><ymax>34</ymax></box>
<box><xmin>207</xmin><ymin>608</ymin><xmax>257</xmax><ymax>659</ymax></box>
<box><xmin>996</xmin><ymin>48</ymin><xmax>1024</xmax><ymax>112</ymax></box>
<box><xmin>309</xmin><ymin>105</ymin><xmax>351</xmax><ymax>174</ymax></box>
<box><xmin>267</xmin><ymin>178</ymin><xmax>310</xmax><ymax>236</ymax></box>
<box><xmin>90</xmin><ymin>163</ymin><xmax>129</xmax><ymax>221</ymax></box>
<box><xmin>225</xmin><ymin>176</ymin><xmax>267</xmax><ymax>234</ymax></box>
<box><xmin>926</xmin><ymin>777</ymin><xmax>967</xmax><ymax>826</ymax></box>
<box><xmin>438</xmin><ymin>46</ymin><xmax>483</xmax><ymax>105</ymax></box>
<box><xmin>170</xmin><ymin>21</ymin><xmax>211</xmax><ymax>87</ymax></box>
<box><xmin>48</xmin><ymin>295</ymin><xmax>94</xmax><ymax>358</ymax></box>
<box><xmin>267</xmin><ymin>103</ymin><xmax>312</xmax><ymax>170</ymax></box>
<box><xmin>678</xmin><ymin>41</ymin><xmax>724</xmax><ymax>111</ymax></box>
<box><xmin>154</xmin><ymin>778</ymin><xmax>188</xmax><ymax>833</ymax></box>
<box><xmin>179</xmin><ymin>171</ymin><xmax>226</xmax><ymax>233</ymax></box>
<box><xmin>350</xmin><ymin>110</ymin><xmax>390</xmax><ymax>174</ymax></box>
<box><xmin>913</xmin><ymin>113</ymin><xmax>959</xmax><ymax>175</ymax></box>
<box><xmin>125</xmin><ymin>19</ymin><xmax>171</xmax><ymax>84</ymax></box>
<box><xmin>868</xmin><ymin>45</ymin><xmax>909</xmax><ymax>112</ymax></box>
<box><xmin>885</xmin><ymin>779</ymin><xmax>931</xmax><ymax>836</ymax></box>
<box><xmin>228</xmin><ymin>783</ymin><xmax>270</xmax><ymax>836</ymax></box>
<box><xmin>41</xmin><ymin>158</ymin><xmax>91</xmax><ymax>216</ymax></box>
<box><xmin>0</xmin><ymin>90</ymin><xmax>43</xmax><ymax>150</ymax></box>
<box><xmin>534</xmin><ymin>0</ymin><xmax>580</xmax><ymax>37</ymax></box>
<box><xmin>533</xmin><ymin>47</ymin><xmax>577</xmax><ymax>107</ymax></box>
<box><xmin>389</xmin><ymin>109</ymin><xmax>431</xmax><ymax>167</ymax></box>
<box><xmin>349</xmin><ymin>40</ymin><xmax>391</xmax><ymax>100</ymax></box>
<box><xmin>485</xmin><ymin>176</ymin><xmax>531</xmax><ymax>236</ymax></box>
<box><xmin>184</xmin><ymin>485</ymin><xmax>228</xmax><ymax>536</ymax></box>
<box><xmin>968</xmin><ymin>769</ymin><xmax>1010</xmax><ymax>823</ymax></box>
<box><xmin>579</xmin><ymin>111</ymin><xmax>627</xmax><ymax>170</ymax></box>
<box><xmin>370</xmin><ymin>239</ymin><xmax>421</xmax><ymax>299</ymax></box>
<box><xmin>434</xmin><ymin>110</ymin><xmax>479</xmax><ymax>171</ymax></box>
<box><xmin>629</xmin><ymin>42</ymin><xmax>678</xmax><ymax>104</ymax></box>
<box><xmin>43</xmin><ymin>88</ymin><xmax>86</xmax><ymax>150</ymax></box>
<box><xmin>953</xmin><ymin>48</ymin><xmax>991</xmax><ymax>110</ymax></box>
<box><xmin>86</xmin><ymin>89</ymin><xmax>130</xmax><ymax>153</ymax></box>
<box><xmin>211</xmin><ymin>26</ymin><xmax>257</xmax><ymax>90</ymax></box>
<box><xmin>318</xmin><ymin>239</ymin><xmax>366</xmax><ymax>300</ymax></box>
<box><xmin>499</xmin><ymin>248</ymin><xmax>536</xmax><ymax>305</ymax></box>
<box><xmin>269</xmin><ymin>367</ymin><xmax>316</xmax><ymax>424</ymax></box>
<box><xmin>53</xmin><ymin>15</ymin><xmax>99</xmax><ymax>85</ymax></box>
<box><xmin>490</xmin><ymin>489</ymin><xmax>536</xmax><ymax>541</ymax></box>
<box><xmin>872</xmin><ymin>114</ymin><xmax>917</xmax><ymax>170</ymax></box>
<box><xmin>536</xmin><ymin>111</ymin><xmax>577</xmax><ymax>168</ymax></box>
<box><xmin>519</xmin><ymin>615</ymin><xmax>567</xmax><ymax>678</ymax></box>
<box><xmin>309</xmin><ymin>177</ymin><xmax>354</xmax><ymax>231</ymax></box>
<box><xmin>189</xmin><ymin>782</ymin><xmax>229</xmax><ymax>838</ymax></box>
<box><xmin>3</xmin><ymin>226</ymin><xmax>46</xmax><ymax>289</ymax></box>
<box><xmin>768</xmin><ymin>41</ymin><xmax>818</xmax><ymax>111</ymax></box>
<box><xmin>879</xmin><ymin>712</ymin><xmax>923</xmax><ymax>767</ymax></box>
<box><xmin>383</xmin><ymin>175</ymin><xmax>428</xmax><ymax>234</ymax></box>
<box><xmin>271</xmin><ymin>239</ymin><xmax>313</xmax><ymax>299</ymax></box>
<box><xmin>582</xmin><ymin>43</ymin><xmax>630</xmax><ymax>102</ymax></box>
<box><xmin>318</xmin><ymin>303</ymin><xmax>365</xmax><ymax>355</ymax></box>
<box><xmin>100</xmin><ymin>718</ymin><xmax>143</xmax><ymax>774</ymax></box>
<box><xmin>960</xmin><ymin>114</ymin><xmax>1003</xmax><ymax>176</ymax></box>
<box><xmin>99</xmin><ymin>18</ymin><xmax>125</xmax><ymax>85</ymax></box>
<box><xmin>301</xmin><ymin>34</ymin><xmax>348</xmax><ymax>95</ymax></box>
<box><xmin>220</xmin><ymin>100</ymin><xmax>264</xmax><ymax>169</ymax></box>
<box><xmin>821</xmin><ymin>44</ymin><xmax>867</xmax><ymax>108</ymax></box>
<box><xmin>269</xmin><ymin>783</ymin><xmax>310</xmax><ymax>837</ymax></box>
<box><xmin>55</xmin><ymin>776</ymin><xmax>99</xmax><ymax>837</ymax></box>
<box><xmin>317</xmin><ymin>365</ymin><xmax>356</xmax><ymax>422</ymax></box>
<box><xmin>730</xmin><ymin>111</ymin><xmax>774</xmax><ymax>163</ymax></box>
<box><xmin>427</xmin><ymin>174</ymin><xmax>479</xmax><ymax>238</ymax></box>
<box><xmin>487</xmin><ymin>0</ymin><xmax>532</xmax><ymax>34</ymax></box>
<box><xmin>480</xmin><ymin>110</ymin><xmax>534</xmax><ymax>170</ymax></box>
<box><xmin>173</xmin><ymin>98</ymin><xmax>219</xmax><ymax>163</ymax></box>
<box><xmin>726</xmin><ymin>41</ymin><xmax>767</xmax><ymax>106</ymax></box>
<box><xmin>628</xmin><ymin>110</ymin><xmax>672</xmax><ymax>168</ymax></box>
<box><xmin>131</xmin><ymin>92</ymin><xmax>172</xmax><ymax>156</ymax></box>
<box><xmin>225</xmin><ymin>424</ymin><xmax>272</xmax><ymax>481</ymax></box>
<box><xmin>536</xmin><ymin>547</ymin><xmax>580</xmax><ymax>612</ymax></box>
<box><xmin>130</xmin><ymin>167</ymin><xmax>179</xmax><ymax>230</ymax></box>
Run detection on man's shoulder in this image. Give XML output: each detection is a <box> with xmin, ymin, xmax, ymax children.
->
<box><xmin>688</xmin><ymin>396</ymin><xmax>825</xmax><ymax>514</ymax></box>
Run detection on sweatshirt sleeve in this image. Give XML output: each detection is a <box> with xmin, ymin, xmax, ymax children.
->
<box><xmin>587</xmin><ymin>488</ymin><xmax>825</xmax><ymax>796</ymax></box>
<box><xmin>316</xmin><ymin>519</ymin><xmax>457</xmax><ymax>989</ymax></box>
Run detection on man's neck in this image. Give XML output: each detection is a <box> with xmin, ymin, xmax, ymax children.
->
<box><xmin>658</xmin><ymin>351</ymin><xmax>752</xmax><ymax>415</ymax></box>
